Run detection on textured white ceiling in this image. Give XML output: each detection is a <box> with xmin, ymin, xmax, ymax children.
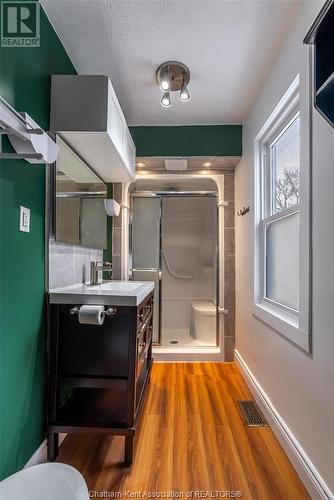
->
<box><xmin>41</xmin><ymin>0</ymin><xmax>302</xmax><ymax>125</ymax></box>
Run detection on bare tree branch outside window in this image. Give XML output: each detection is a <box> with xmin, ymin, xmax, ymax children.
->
<box><xmin>275</xmin><ymin>167</ymin><xmax>300</xmax><ymax>211</ymax></box>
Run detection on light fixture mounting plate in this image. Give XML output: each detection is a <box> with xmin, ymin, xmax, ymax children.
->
<box><xmin>155</xmin><ymin>61</ymin><xmax>190</xmax><ymax>91</ymax></box>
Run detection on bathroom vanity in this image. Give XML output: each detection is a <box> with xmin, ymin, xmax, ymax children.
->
<box><xmin>46</xmin><ymin>281</ymin><xmax>154</xmax><ymax>465</ymax></box>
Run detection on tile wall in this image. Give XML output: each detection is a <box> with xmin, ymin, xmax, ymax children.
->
<box><xmin>49</xmin><ymin>240</ymin><xmax>102</xmax><ymax>289</ymax></box>
<box><xmin>223</xmin><ymin>174</ymin><xmax>236</xmax><ymax>361</ymax></box>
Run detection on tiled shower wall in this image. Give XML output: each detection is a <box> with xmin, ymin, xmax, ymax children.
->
<box><xmin>223</xmin><ymin>174</ymin><xmax>236</xmax><ymax>361</ymax></box>
<box><xmin>49</xmin><ymin>240</ymin><xmax>102</xmax><ymax>289</ymax></box>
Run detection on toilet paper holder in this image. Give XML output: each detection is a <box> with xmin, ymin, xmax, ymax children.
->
<box><xmin>70</xmin><ymin>306</ymin><xmax>117</xmax><ymax>317</ymax></box>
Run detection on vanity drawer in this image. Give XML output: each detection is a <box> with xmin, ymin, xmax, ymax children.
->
<box><xmin>137</xmin><ymin>293</ymin><xmax>154</xmax><ymax>331</ymax></box>
<box><xmin>136</xmin><ymin>322</ymin><xmax>152</xmax><ymax>378</ymax></box>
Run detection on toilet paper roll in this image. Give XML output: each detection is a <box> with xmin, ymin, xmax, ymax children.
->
<box><xmin>78</xmin><ymin>305</ymin><xmax>105</xmax><ymax>325</ymax></box>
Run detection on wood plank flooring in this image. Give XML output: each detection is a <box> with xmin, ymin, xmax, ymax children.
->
<box><xmin>57</xmin><ymin>363</ymin><xmax>310</xmax><ymax>499</ymax></box>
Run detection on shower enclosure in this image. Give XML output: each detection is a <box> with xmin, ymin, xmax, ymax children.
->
<box><xmin>130</xmin><ymin>189</ymin><xmax>218</xmax><ymax>347</ymax></box>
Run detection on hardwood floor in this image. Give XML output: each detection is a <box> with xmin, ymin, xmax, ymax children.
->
<box><xmin>57</xmin><ymin>363</ymin><xmax>309</xmax><ymax>499</ymax></box>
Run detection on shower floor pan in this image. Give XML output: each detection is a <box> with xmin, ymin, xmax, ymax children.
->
<box><xmin>162</xmin><ymin>329</ymin><xmax>216</xmax><ymax>347</ymax></box>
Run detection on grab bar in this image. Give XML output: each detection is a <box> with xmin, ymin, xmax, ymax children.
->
<box><xmin>162</xmin><ymin>251</ymin><xmax>192</xmax><ymax>280</ymax></box>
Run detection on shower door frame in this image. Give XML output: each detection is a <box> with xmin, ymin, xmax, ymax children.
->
<box><xmin>129</xmin><ymin>191</ymin><xmax>220</xmax><ymax>347</ymax></box>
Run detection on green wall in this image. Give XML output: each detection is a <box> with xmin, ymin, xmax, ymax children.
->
<box><xmin>0</xmin><ymin>1</ymin><xmax>75</xmax><ymax>479</ymax></box>
<box><xmin>129</xmin><ymin>125</ymin><xmax>242</xmax><ymax>157</ymax></box>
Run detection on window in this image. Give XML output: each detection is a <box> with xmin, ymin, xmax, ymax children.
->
<box><xmin>271</xmin><ymin>116</ymin><xmax>300</xmax><ymax>214</ymax></box>
<box><xmin>263</xmin><ymin>114</ymin><xmax>300</xmax><ymax>313</ymax></box>
<box><xmin>254</xmin><ymin>76</ymin><xmax>311</xmax><ymax>351</ymax></box>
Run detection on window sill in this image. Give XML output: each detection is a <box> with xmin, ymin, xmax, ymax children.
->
<box><xmin>253</xmin><ymin>301</ymin><xmax>309</xmax><ymax>350</ymax></box>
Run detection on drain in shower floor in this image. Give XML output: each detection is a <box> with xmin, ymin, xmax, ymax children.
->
<box><xmin>170</xmin><ymin>340</ymin><xmax>179</xmax><ymax>344</ymax></box>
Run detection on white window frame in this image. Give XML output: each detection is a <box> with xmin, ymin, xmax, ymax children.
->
<box><xmin>254</xmin><ymin>75</ymin><xmax>312</xmax><ymax>352</ymax></box>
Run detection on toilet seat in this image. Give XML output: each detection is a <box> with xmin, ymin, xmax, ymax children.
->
<box><xmin>191</xmin><ymin>301</ymin><xmax>216</xmax><ymax>316</ymax></box>
<box><xmin>0</xmin><ymin>462</ymin><xmax>89</xmax><ymax>500</ymax></box>
<box><xmin>190</xmin><ymin>301</ymin><xmax>216</xmax><ymax>344</ymax></box>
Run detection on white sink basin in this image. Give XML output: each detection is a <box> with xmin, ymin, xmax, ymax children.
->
<box><xmin>90</xmin><ymin>281</ymin><xmax>142</xmax><ymax>292</ymax></box>
<box><xmin>49</xmin><ymin>280</ymin><xmax>155</xmax><ymax>306</ymax></box>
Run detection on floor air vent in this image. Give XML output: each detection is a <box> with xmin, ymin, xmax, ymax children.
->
<box><xmin>237</xmin><ymin>400</ymin><xmax>268</xmax><ymax>427</ymax></box>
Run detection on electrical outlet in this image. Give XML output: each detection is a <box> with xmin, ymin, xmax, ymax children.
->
<box><xmin>19</xmin><ymin>206</ymin><xmax>30</xmax><ymax>233</ymax></box>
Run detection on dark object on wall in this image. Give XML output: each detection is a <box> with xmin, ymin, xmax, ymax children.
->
<box><xmin>46</xmin><ymin>292</ymin><xmax>154</xmax><ymax>466</ymax></box>
<box><xmin>237</xmin><ymin>206</ymin><xmax>250</xmax><ymax>216</ymax></box>
<box><xmin>304</xmin><ymin>0</ymin><xmax>334</xmax><ymax>130</ymax></box>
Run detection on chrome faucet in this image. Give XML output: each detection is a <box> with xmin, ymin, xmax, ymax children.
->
<box><xmin>90</xmin><ymin>261</ymin><xmax>113</xmax><ymax>285</ymax></box>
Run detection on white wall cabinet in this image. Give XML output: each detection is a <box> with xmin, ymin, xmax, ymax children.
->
<box><xmin>50</xmin><ymin>75</ymin><xmax>136</xmax><ymax>182</ymax></box>
<box><xmin>123</xmin><ymin>126</ymin><xmax>136</xmax><ymax>177</ymax></box>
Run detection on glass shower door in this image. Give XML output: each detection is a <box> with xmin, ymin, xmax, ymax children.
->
<box><xmin>131</xmin><ymin>196</ymin><xmax>161</xmax><ymax>343</ymax></box>
<box><xmin>161</xmin><ymin>196</ymin><xmax>217</xmax><ymax>347</ymax></box>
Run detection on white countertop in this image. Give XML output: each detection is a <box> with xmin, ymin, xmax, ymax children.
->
<box><xmin>49</xmin><ymin>281</ymin><xmax>155</xmax><ymax>306</ymax></box>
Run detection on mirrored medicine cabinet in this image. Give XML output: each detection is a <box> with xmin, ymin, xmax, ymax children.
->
<box><xmin>55</xmin><ymin>135</ymin><xmax>107</xmax><ymax>249</ymax></box>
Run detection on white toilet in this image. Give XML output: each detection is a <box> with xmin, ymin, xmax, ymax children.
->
<box><xmin>191</xmin><ymin>301</ymin><xmax>216</xmax><ymax>344</ymax></box>
<box><xmin>0</xmin><ymin>463</ymin><xmax>89</xmax><ymax>500</ymax></box>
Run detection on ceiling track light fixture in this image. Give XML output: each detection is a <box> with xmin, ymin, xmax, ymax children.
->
<box><xmin>155</xmin><ymin>61</ymin><xmax>190</xmax><ymax>108</ymax></box>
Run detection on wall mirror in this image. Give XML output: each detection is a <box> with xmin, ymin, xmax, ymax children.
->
<box><xmin>55</xmin><ymin>135</ymin><xmax>107</xmax><ymax>249</ymax></box>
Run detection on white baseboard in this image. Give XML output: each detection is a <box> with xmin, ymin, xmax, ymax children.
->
<box><xmin>24</xmin><ymin>434</ymin><xmax>67</xmax><ymax>469</ymax></box>
<box><xmin>234</xmin><ymin>350</ymin><xmax>333</xmax><ymax>500</ymax></box>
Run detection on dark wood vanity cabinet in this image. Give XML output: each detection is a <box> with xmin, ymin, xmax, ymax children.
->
<box><xmin>46</xmin><ymin>292</ymin><xmax>154</xmax><ymax>465</ymax></box>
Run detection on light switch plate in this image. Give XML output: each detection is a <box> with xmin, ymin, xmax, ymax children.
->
<box><xmin>19</xmin><ymin>206</ymin><xmax>30</xmax><ymax>233</ymax></box>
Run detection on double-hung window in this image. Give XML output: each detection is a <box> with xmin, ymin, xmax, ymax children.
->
<box><xmin>254</xmin><ymin>76</ymin><xmax>311</xmax><ymax>351</ymax></box>
<box><xmin>263</xmin><ymin>113</ymin><xmax>300</xmax><ymax>314</ymax></box>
